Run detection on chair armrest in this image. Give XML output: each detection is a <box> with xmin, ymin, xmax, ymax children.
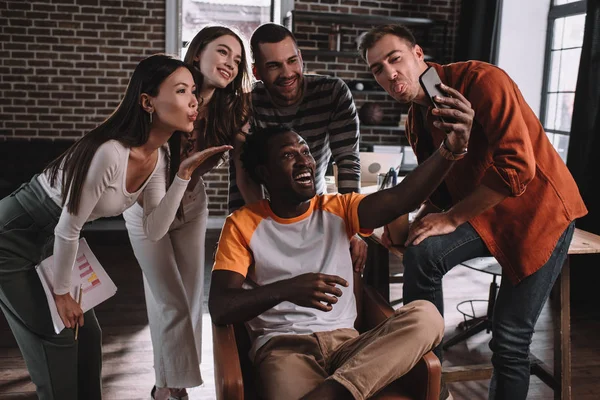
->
<box><xmin>212</xmin><ymin>322</ymin><xmax>244</xmax><ymax>400</ymax></box>
<box><xmin>362</xmin><ymin>284</ymin><xmax>395</xmax><ymax>328</ymax></box>
<box><xmin>394</xmin><ymin>351</ymin><xmax>442</xmax><ymax>400</ymax></box>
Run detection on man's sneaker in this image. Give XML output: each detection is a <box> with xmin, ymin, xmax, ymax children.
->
<box><xmin>440</xmin><ymin>380</ymin><xmax>454</xmax><ymax>400</ymax></box>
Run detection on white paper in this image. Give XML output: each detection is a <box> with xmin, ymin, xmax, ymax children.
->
<box><xmin>36</xmin><ymin>238</ymin><xmax>117</xmax><ymax>334</ymax></box>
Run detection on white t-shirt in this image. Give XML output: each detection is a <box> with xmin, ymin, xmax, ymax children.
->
<box><xmin>213</xmin><ymin>193</ymin><xmax>371</xmax><ymax>360</ymax></box>
<box><xmin>38</xmin><ymin>140</ymin><xmax>189</xmax><ymax>294</ymax></box>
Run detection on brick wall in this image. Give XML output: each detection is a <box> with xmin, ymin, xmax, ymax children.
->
<box><xmin>0</xmin><ymin>0</ymin><xmax>165</xmax><ymax>139</ymax></box>
<box><xmin>294</xmin><ymin>0</ymin><xmax>462</xmax><ymax>145</ymax></box>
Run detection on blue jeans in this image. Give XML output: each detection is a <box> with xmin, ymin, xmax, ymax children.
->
<box><xmin>403</xmin><ymin>221</ymin><xmax>575</xmax><ymax>400</ymax></box>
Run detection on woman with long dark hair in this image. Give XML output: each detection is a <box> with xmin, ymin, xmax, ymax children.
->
<box><xmin>122</xmin><ymin>26</ymin><xmax>254</xmax><ymax>400</ymax></box>
<box><xmin>0</xmin><ymin>54</ymin><xmax>230</xmax><ymax>400</ymax></box>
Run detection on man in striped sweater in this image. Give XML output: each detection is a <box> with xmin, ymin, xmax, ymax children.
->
<box><xmin>228</xmin><ymin>23</ymin><xmax>366</xmax><ymax>268</ymax></box>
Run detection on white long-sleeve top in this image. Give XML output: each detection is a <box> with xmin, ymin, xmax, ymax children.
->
<box><xmin>38</xmin><ymin>140</ymin><xmax>189</xmax><ymax>294</ymax></box>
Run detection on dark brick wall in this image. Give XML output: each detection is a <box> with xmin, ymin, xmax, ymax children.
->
<box><xmin>0</xmin><ymin>0</ymin><xmax>165</xmax><ymax>139</ymax></box>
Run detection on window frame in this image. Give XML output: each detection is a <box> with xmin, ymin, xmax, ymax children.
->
<box><xmin>539</xmin><ymin>0</ymin><xmax>587</xmax><ymax>136</ymax></box>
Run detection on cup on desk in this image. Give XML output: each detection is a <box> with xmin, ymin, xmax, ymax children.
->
<box><xmin>387</xmin><ymin>213</ymin><xmax>409</xmax><ymax>246</ymax></box>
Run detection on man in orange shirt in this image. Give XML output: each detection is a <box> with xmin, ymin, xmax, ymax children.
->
<box><xmin>359</xmin><ymin>25</ymin><xmax>587</xmax><ymax>400</ymax></box>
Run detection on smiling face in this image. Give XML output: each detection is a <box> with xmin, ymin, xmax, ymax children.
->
<box><xmin>366</xmin><ymin>34</ymin><xmax>429</xmax><ymax>105</ymax></box>
<box><xmin>148</xmin><ymin>66</ymin><xmax>198</xmax><ymax>133</ymax></box>
<box><xmin>195</xmin><ymin>34</ymin><xmax>242</xmax><ymax>90</ymax></box>
<box><xmin>262</xmin><ymin>130</ymin><xmax>316</xmax><ymax>203</ymax></box>
<box><xmin>254</xmin><ymin>36</ymin><xmax>304</xmax><ymax>107</ymax></box>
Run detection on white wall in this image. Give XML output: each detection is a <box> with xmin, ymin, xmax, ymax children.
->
<box><xmin>497</xmin><ymin>0</ymin><xmax>550</xmax><ymax>117</ymax></box>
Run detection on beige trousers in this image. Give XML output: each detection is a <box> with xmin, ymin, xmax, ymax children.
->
<box><xmin>123</xmin><ymin>182</ymin><xmax>208</xmax><ymax>389</ymax></box>
<box><xmin>253</xmin><ymin>300</ymin><xmax>444</xmax><ymax>400</ymax></box>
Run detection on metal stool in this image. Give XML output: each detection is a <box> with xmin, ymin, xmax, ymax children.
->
<box><xmin>443</xmin><ymin>257</ymin><xmax>502</xmax><ymax>350</ymax></box>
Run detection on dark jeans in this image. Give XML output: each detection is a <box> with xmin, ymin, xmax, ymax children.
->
<box><xmin>403</xmin><ymin>221</ymin><xmax>575</xmax><ymax>400</ymax></box>
<box><xmin>0</xmin><ymin>176</ymin><xmax>102</xmax><ymax>400</ymax></box>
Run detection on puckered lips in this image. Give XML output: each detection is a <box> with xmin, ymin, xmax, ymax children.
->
<box><xmin>292</xmin><ymin>168</ymin><xmax>314</xmax><ymax>188</ymax></box>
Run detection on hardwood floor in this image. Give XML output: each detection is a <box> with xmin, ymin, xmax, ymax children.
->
<box><xmin>0</xmin><ymin>228</ymin><xmax>599</xmax><ymax>399</ymax></box>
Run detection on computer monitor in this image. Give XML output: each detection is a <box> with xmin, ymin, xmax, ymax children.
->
<box><xmin>359</xmin><ymin>151</ymin><xmax>403</xmax><ymax>185</ymax></box>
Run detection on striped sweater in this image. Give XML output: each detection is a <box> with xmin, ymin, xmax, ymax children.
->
<box><xmin>228</xmin><ymin>74</ymin><xmax>360</xmax><ymax>212</ymax></box>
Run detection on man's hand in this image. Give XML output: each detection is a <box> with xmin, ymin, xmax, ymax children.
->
<box><xmin>381</xmin><ymin>225</ymin><xmax>392</xmax><ymax>249</ymax></box>
<box><xmin>405</xmin><ymin>212</ymin><xmax>458</xmax><ymax>247</ymax></box>
<box><xmin>431</xmin><ymin>84</ymin><xmax>474</xmax><ymax>152</ymax></box>
<box><xmin>54</xmin><ymin>292</ymin><xmax>84</xmax><ymax>329</ymax></box>
<box><xmin>282</xmin><ymin>273</ymin><xmax>348</xmax><ymax>312</ymax></box>
<box><xmin>350</xmin><ymin>235</ymin><xmax>367</xmax><ymax>273</ymax></box>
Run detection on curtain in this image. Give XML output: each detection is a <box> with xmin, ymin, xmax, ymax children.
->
<box><xmin>566</xmin><ymin>0</ymin><xmax>600</xmax><ymax>306</ymax></box>
<box><xmin>454</xmin><ymin>0</ymin><xmax>503</xmax><ymax>64</ymax></box>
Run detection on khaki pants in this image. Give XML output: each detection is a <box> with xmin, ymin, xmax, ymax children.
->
<box><xmin>254</xmin><ymin>300</ymin><xmax>444</xmax><ymax>400</ymax></box>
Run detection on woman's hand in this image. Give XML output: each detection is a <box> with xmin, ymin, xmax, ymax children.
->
<box><xmin>54</xmin><ymin>292</ymin><xmax>84</xmax><ymax>329</ymax></box>
<box><xmin>177</xmin><ymin>145</ymin><xmax>232</xmax><ymax>180</ymax></box>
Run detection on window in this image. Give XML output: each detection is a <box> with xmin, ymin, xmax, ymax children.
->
<box><xmin>540</xmin><ymin>0</ymin><xmax>586</xmax><ymax>162</ymax></box>
<box><xmin>181</xmin><ymin>0</ymin><xmax>276</xmax><ymax>59</ymax></box>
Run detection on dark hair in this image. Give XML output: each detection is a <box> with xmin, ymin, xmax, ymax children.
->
<box><xmin>240</xmin><ymin>125</ymin><xmax>295</xmax><ymax>185</ymax></box>
<box><xmin>250</xmin><ymin>23</ymin><xmax>297</xmax><ymax>63</ymax></box>
<box><xmin>358</xmin><ymin>24</ymin><xmax>416</xmax><ymax>61</ymax></box>
<box><xmin>44</xmin><ymin>54</ymin><xmax>190</xmax><ymax>214</ymax></box>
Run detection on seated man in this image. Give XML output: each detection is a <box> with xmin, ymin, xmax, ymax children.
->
<box><xmin>209</xmin><ymin>123</ymin><xmax>471</xmax><ymax>400</ymax></box>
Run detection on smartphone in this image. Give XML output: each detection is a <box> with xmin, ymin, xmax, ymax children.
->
<box><xmin>419</xmin><ymin>66</ymin><xmax>450</xmax><ymax>123</ymax></box>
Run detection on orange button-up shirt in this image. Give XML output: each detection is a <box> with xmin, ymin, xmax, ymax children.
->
<box><xmin>406</xmin><ymin>61</ymin><xmax>588</xmax><ymax>284</ymax></box>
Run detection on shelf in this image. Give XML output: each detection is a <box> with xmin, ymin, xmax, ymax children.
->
<box><xmin>361</xmin><ymin>125</ymin><xmax>405</xmax><ymax>131</ymax></box>
<box><xmin>301</xmin><ymin>49</ymin><xmax>433</xmax><ymax>61</ymax></box>
<box><xmin>351</xmin><ymin>90</ymin><xmax>389</xmax><ymax>95</ymax></box>
<box><xmin>291</xmin><ymin>10</ymin><xmax>436</xmax><ymax>27</ymax></box>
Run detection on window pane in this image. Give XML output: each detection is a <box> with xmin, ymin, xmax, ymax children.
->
<box><xmin>554</xmin><ymin>0</ymin><xmax>583</xmax><ymax>4</ymax></box>
<box><xmin>558</xmin><ymin>48</ymin><xmax>581</xmax><ymax>91</ymax></box>
<box><xmin>552</xmin><ymin>18</ymin><xmax>565</xmax><ymax>50</ymax></box>
<box><xmin>181</xmin><ymin>0</ymin><xmax>272</xmax><ymax>58</ymax></box>
<box><xmin>556</xmin><ymin>92</ymin><xmax>575</xmax><ymax>132</ymax></box>
<box><xmin>545</xmin><ymin>93</ymin><xmax>558</xmax><ymax>130</ymax></box>
<box><xmin>562</xmin><ymin>14</ymin><xmax>586</xmax><ymax>48</ymax></box>
<box><xmin>553</xmin><ymin>133</ymin><xmax>570</xmax><ymax>163</ymax></box>
<box><xmin>549</xmin><ymin>50</ymin><xmax>561</xmax><ymax>92</ymax></box>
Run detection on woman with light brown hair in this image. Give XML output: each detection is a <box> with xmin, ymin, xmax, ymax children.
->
<box><xmin>122</xmin><ymin>26</ymin><xmax>253</xmax><ymax>400</ymax></box>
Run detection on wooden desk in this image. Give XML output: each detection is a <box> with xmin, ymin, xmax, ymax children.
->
<box><xmin>364</xmin><ymin>227</ymin><xmax>600</xmax><ymax>400</ymax></box>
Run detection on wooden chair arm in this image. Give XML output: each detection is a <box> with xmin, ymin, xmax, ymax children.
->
<box><xmin>362</xmin><ymin>283</ymin><xmax>395</xmax><ymax>327</ymax></box>
<box><xmin>414</xmin><ymin>351</ymin><xmax>442</xmax><ymax>400</ymax></box>
<box><xmin>212</xmin><ymin>322</ymin><xmax>244</xmax><ymax>400</ymax></box>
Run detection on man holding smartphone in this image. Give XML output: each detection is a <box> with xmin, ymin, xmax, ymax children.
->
<box><xmin>358</xmin><ymin>25</ymin><xmax>587</xmax><ymax>400</ymax></box>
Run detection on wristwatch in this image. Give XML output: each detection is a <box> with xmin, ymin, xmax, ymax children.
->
<box><xmin>438</xmin><ymin>137</ymin><xmax>468</xmax><ymax>161</ymax></box>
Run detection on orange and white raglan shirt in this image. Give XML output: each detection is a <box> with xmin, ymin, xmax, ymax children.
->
<box><xmin>213</xmin><ymin>192</ymin><xmax>371</xmax><ymax>360</ymax></box>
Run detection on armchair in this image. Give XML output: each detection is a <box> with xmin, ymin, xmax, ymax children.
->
<box><xmin>212</xmin><ymin>273</ymin><xmax>441</xmax><ymax>400</ymax></box>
